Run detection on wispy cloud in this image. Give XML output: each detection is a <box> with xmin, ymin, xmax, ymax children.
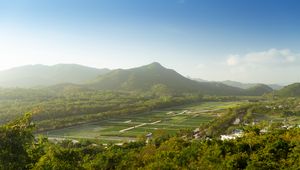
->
<box><xmin>227</xmin><ymin>48</ymin><xmax>299</xmax><ymax>67</ymax></box>
<box><xmin>194</xmin><ymin>48</ymin><xmax>300</xmax><ymax>84</ymax></box>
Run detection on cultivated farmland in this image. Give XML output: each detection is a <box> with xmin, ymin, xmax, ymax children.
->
<box><xmin>40</xmin><ymin>101</ymin><xmax>242</xmax><ymax>143</ymax></box>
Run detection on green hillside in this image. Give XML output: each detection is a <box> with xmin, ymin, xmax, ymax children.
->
<box><xmin>0</xmin><ymin>64</ymin><xmax>110</xmax><ymax>88</ymax></box>
<box><xmin>244</xmin><ymin>84</ymin><xmax>273</xmax><ymax>96</ymax></box>
<box><xmin>88</xmin><ymin>62</ymin><xmax>246</xmax><ymax>95</ymax></box>
<box><xmin>221</xmin><ymin>80</ymin><xmax>282</xmax><ymax>90</ymax></box>
<box><xmin>0</xmin><ymin>62</ymin><xmax>273</xmax><ymax>96</ymax></box>
<box><xmin>275</xmin><ymin>83</ymin><xmax>300</xmax><ymax>97</ymax></box>
<box><xmin>88</xmin><ymin>62</ymin><xmax>198</xmax><ymax>91</ymax></box>
<box><xmin>222</xmin><ymin>80</ymin><xmax>257</xmax><ymax>89</ymax></box>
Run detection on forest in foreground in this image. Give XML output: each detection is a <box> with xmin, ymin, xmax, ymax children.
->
<box><xmin>1</xmin><ymin>110</ymin><xmax>300</xmax><ymax>170</ymax></box>
<box><xmin>1</xmin><ymin>96</ymin><xmax>300</xmax><ymax>169</ymax></box>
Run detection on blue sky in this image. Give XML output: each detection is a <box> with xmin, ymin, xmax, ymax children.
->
<box><xmin>0</xmin><ymin>0</ymin><xmax>300</xmax><ymax>84</ymax></box>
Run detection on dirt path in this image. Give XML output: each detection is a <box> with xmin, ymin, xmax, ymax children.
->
<box><xmin>119</xmin><ymin>120</ymin><xmax>161</xmax><ymax>133</ymax></box>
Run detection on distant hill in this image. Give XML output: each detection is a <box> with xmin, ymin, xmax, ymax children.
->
<box><xmin>268</xmin><ymin>84</ymin><xmax>283</xmax><ymax>90</ymax></box>
<box><xmin>192</xmin><ymin>78</ymin><xmax>208</xmax><ymax>82</ymax></box>
<box><xmin>0</xmin><ymin>62</ymin><xmax>276</xmax><ymax>96</ymax></box>
<box><xmin>193</xmin><ymin>79</ymin><xmax>282</xmax><ymax>90</ymax></box>
<box><xmin>220</xmin><ymin>81</ymin><xmax>274</xmax><ymax>95</ymax></box>
<box><xmin>0</xmin><ymin>64</ymin><xmax>110</xmax><ymax>88</ymax></box>
<box><xmin>221</xmin><ymin>80</ymin><xmax>282</xmax><ymax>90</ymax></box>
<box><xmin>88</xmin><ymin>62</ymin><xmax>267</xmax><ymax>96</ymax></box>
<box><xmin>89</xmin><ymin>62</ymin><xmax>199</xmax><ymax>92</ymax></box>
<box><xmin>244</xmin><ymin>84</ymin><xmax>273</xmax><ymax>96</ymax></box>
<box><xmin>275</xmin><ymin>83</ymin><xmax>300</xmax><ymax>97</ymax></box>
<box><xmin>221</xmin><ymin>80</ymin><xmax>258</xmax><ymax>89</ymax></box>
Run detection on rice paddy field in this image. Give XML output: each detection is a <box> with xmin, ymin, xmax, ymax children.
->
<box><xmin>39</xmin><ymin>101</ymin><xmax>242</xmax><ymax>143</ymax></box>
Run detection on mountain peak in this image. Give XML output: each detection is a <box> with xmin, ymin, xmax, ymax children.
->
<box><xmin>149</xmin><ymin>62</ymin><xmax>162</xmax><ymax>66</ymax></box>
<box><xmin>145</xmin><ymin>62</ymin><xmax>165</xmax><ymax>69</ymax></box>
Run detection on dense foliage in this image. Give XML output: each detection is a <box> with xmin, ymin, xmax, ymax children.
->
<box><xmin>1</xmin><ymin>114</ymin><xmax>300</xmax><ymax>170</ymax></box>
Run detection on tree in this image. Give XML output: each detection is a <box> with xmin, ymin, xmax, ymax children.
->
<box><xmin>0</xmin><ymin>113</ymin><xmax>34</xmax><ymax>170</ymax></box>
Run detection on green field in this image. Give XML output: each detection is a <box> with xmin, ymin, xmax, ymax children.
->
<box><xmin>39</xmin><ymin>101</ymin><xmax>242</xmax><ymax>143</ymax></box>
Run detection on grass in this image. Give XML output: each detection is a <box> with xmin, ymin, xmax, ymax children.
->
<box><xmin>39</xmin><ymin>101</ymin><xmax>242</xmax><ymax>143</ymax></box>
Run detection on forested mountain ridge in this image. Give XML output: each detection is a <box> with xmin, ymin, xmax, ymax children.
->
<box><xmin>88</xmin><ymin>62</ymin><xmax>204</xmax><ymax>92</ymax></box>
<box><xmin>0</xmin><ymin>62</ymin><xmax>274</xmax><ymax>96</ymax></box>
<box><xmin>0</xmin><ymin>64</ymin><xmax>110</xmax><ymax>88</ymax></box>
<box><xmin>221</xmin><ymin>80</ymin><xmax>256</xmax><ymax>89</ymax></box>
<box><xmin>193</xmin><ymin>79</ymin><xmax>282</xmax><ymax>90</ymax></box>
<box><xmin>221</xmin><ymin>80</ymin><xmax>283</xmax><ymax>90</ymax></box>
<box><xmin>275</xmin><ymin>83</ymin><xmax>300</xmax><ymax>97</ymax></box>
<box><xmin>244</xmin><ymin>84</ymin><xmax>274</xmax><ymax>96</ymax></box>
<box><xmin>88</xmin><ymin>62</ymin><xmax>272</xmax><ymax>96</ymax></box>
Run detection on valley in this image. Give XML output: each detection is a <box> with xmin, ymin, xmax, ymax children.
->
<box><xmin>1</xmin><ymin>62</ymin><xmax>300</xmax><ymax>169</ymax></box>
<box><xmin>40</xmin><ymin>101</ymin><xmax>241</xmax><ymax>143</ymax></box>
<box><xmin>0</xmin><ymin>0</ymin><xmax>300</xmax><ymax>170</ymax></box>
<box><xmin>2</xmin><ymin>0</ymin><xmax>300</xmax><ymax>168</ymax></box>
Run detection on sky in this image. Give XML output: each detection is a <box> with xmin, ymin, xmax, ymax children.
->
<box><xmin>0</xmin><ymin>0</ymin><xmax>300</xmax><ymax>84</ymax></box>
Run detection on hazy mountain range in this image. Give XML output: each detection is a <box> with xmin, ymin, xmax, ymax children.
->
<box><xmin>274</xmin><ymin>83</ymin><xmax>300</xmax><ymax>97</ymax></box>
<box><xmin>193</xmin><ymin>79</ymin><xmax>283</xmax><ymax>90</ymax></box>
<box><xmin>0</xmin><ymin>64</ymin><xmax>109</xmax><ymax>88</ymax></box>
<box><xmin>0</xmin><ymin>62</ymin><xmax>295</xmax><ymax>96</ymax></box>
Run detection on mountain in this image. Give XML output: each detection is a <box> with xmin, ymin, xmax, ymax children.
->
<box><xmin>268</xmin><ymin>84</ymin><xmax>283</xmax><ymax>90</ymax></box>
<box><xmin>0</xmin><ymin>62</ymin><xmax>276</xmax><ymax>96</ymax></box>
<box><xmin>221</xmin><ymin>80</ymin><xmax>258</xmax><ymax>89</ymax></box>
<box><xmin>0</xmin><ymin>64</ymin><xmax>110</xmax><ymax>88</ymax></box>
<box><xmin>220</xmin><ymin>81</ymin><xmax>274</xmax><ymax>95</ymax></box>
<box><xmin>244</xmin><ymin>84</ymin><xmax>273</xmax><ymax>96</ymax></box>
<box><xmin>221</xmin><ymin>80</ymin><xmax>282</xmax><ymax>90</ymax></box>
<box><xmin>275</xmin><ymin>83</ymin><xmax>300</xmax><ymax>97</ymax></box>
<box><xmin>88</xmin><ymin>62</ymin><xmax>246</xmax><ymax>95</ymax></box>
<box><xmin>89</xmin><ymin>62</ymin><xmax>196</xmax><ymax>91</ymax></box>
<box><xmin>192</xmin><ymin>78</ymin><xmax>208</xmax><ymax>82</ymax></box>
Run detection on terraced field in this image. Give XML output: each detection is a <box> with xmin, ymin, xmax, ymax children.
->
<box><xmin>39</xmin><ymin>101</ymin><xmax>242</xmax><ymax>143</ymax></box>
